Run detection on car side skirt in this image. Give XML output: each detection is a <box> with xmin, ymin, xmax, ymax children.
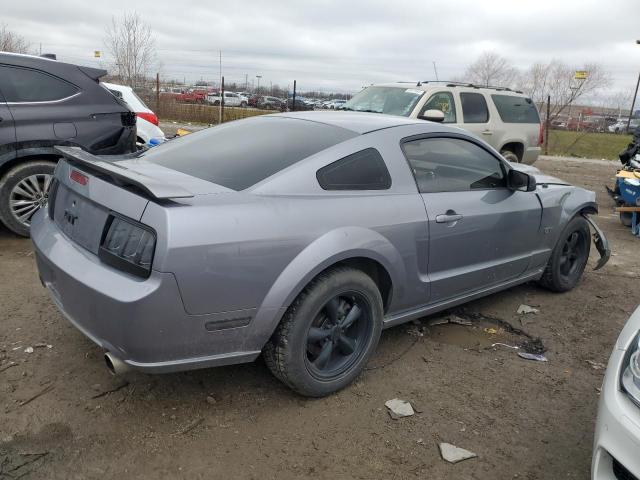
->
<box><xmin>382</xmin><ymin>269</ymin><xmax>544</xmax><ymax>328</ymax></box>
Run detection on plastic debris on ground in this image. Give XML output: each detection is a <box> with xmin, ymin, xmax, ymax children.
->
<box><xmin>483</xmin><ymin>327</ymin><xmax>498</xmax><ymax>335</ymax></box>
<box><xmin>518</xmin><ymin>352</ymin><xmax>548</xmax><ymax>362</ymax></box>
<box><xmin>384</xmin><ymin>399</ymin><xmax>415</xmax><ymax>419</ymax></box>
<box><xmin>517</xmin><ymin>304</ymin><xmax>540</xmax><ymax>315</ymax></box>
<box><xmin>586</xmin><ymin>360</ymin><xmax>606</xmax><ymax>370</ymax></box>
<box><xmin>439</xmin><ymin>443</ymin><xmax>478</xmax><ymax>464</ymax></box>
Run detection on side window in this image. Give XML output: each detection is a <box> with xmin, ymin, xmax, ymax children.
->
<box><xmin>0</xmin><ymin>66</ymin><xmax>78</xmax><ymax>102</ymax></box>
<box><xmin>420</xmin><ymin>92</ymin><xmax>456</xmax><ymax>123</ymax></box>
<box><xmin>317</xmin><ymin>148</ymin><xmax>391</xmax><ymax>190</ymax></box>
<box><xmin>460</xmin><ymin>92</ymin><xmax>489</xmax><ymax>123</ymax></box>
<box><xmin>402</xmin><ymin>137</ymin><xmax>506</xmax><ymax>193</ymax></box>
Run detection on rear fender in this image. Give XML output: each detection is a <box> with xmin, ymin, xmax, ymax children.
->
<box><xmin>250</xmin><ymin>226</ymin><xmax>405</xmax><ymax>349</ymax></box>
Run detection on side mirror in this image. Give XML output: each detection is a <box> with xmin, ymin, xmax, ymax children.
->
<box><xmin>508</xmin><ymin>169</ymin><xmax>536</xmax><ymax>192</ymax></box>
<box><xmin>419</xmin><ymin>109</ymin><xmax>445</xmax><ymax>122</ymax></box>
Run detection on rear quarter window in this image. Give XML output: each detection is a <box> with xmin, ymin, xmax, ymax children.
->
<box><xmin>317</xmin><ymin>148</ymin><xmax>391</xmax><ymax>190</ymax></box>
<box><xmin>491</xmin><ymin>95</ymin><xmax>540</xmax><ymax>123</ymax></box>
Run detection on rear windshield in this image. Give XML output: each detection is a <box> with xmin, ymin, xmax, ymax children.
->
<box><xmin>141</xmin><ymin>116</ymin><xmax>356</xmax><ymax>190</ymax></box>
<box><xmin>491</xmin><ymin>95</ymin><xmax>540</xmax><ymax>123</ymax></box>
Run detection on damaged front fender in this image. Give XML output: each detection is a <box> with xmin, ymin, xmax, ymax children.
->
<box><xmin>582</xmin><ymin>214</ymin><xmax>610</xmax><ymax>270</ymax></box>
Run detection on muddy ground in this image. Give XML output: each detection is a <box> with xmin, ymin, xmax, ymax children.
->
<box><xmin>1</xmin><ymin>156</ymin><xmax>639</xmax><ymax>479</ymax></box>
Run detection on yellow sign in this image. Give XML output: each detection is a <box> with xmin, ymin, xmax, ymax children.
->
<box><xmin>574</xmin><ymin>70</ymin><xmax>588</xmax><ymax>80</ymax></box>
<box><xmin>94</xmin><ymin>51</ymin><xmax>101</xmax><ymax>58</ymax></box>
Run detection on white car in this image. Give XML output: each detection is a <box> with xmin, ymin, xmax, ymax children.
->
<box><xmin>206</xmin><ymin>91</ymin><xmax>248</xmax><ymax>107</ymax></box>
<box><xmin>102</xmin><ymin>82</ymin><xmax>165</xmax><ymax>147</ymax></box>
<box><xmin>592</xmin><ymin>305</ymin><xmax>640</xmax><ymax>479</ymax></box>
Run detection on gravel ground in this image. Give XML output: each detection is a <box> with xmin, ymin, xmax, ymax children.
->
<box><xmin>1</xmin><ymin>156</ymin><xmax>638</xmax><ymax>479</ymax></box>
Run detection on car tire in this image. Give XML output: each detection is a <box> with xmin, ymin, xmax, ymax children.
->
<box><xmin>501</xmin><ymin>150</ymin><xmax>519</xmax><ymax>163</ymax></box>
<box><xmin>538</xmin><ymin>215</ymin><xmax>591</xmax><ymax>293</ymax></box>
<box><xmin>240</xmin><ymin>101</ymin><xmax>247</xmax><ymax>108</ymax></box>
<box><xmin>263</xmin><ymin>267</ymin><xmax>383</xmax><ymax>397</ymax></box>
<box><xmin>0</xmin><ymin>160</ymin><xmax>56</xmax><ymax>237</ymax></box>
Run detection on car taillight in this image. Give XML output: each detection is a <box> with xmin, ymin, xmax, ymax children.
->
<box><xmin>99</xmin><ymin>214</ymin><xmax>156</xmax><ymax>278</ymax></box>
<box><xmin>538</xmin><ymin>123</ymin><xmax>544</xmax><ymax>146</ymax></box>
<box><xmin>137</xmin><ymin>112</ymin><xmax>159</xmax><ymax>126</ymax></box>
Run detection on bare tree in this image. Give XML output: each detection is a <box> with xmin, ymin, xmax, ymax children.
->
<box><xmin>463</xmin><ymin>52</ymin><xmax>519</xmax><ymax>87</ymax></box>
<box><xmin>520</xmin><ymin>60</ymin><xmax>610</xmax><ymax>121</ymax></box>
<box><xmin>104</xmin><ymin>12</ymin><xmax>156</xmax><ymax>88</ymax></box>
<box><xmin>0</xmin><ymin>23</ymin><xmax>30</xmax><ymax>54</ymax></box>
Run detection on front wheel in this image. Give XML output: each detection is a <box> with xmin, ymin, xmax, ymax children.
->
<box><xmin>538</xmin><ymin>216</ymin><xmax>591</xmax><ymax>292</ymax></box>
<box><xmin>263</xmin><ymin>267</ymin><xmax>383</xmax><ymax>397</ymax></box>
<box><xmin>0</xmin><ymin>160</ymin><xmax>56</xmax><ymax>237</ymax></box>
<box><xmin>501</xmin><ymin>150</ymin><xmax>519</xmax><ymax>163</ymax></box>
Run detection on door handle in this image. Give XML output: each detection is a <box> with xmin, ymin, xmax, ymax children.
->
<box><xmin>481</xmin><ymin>130</ymin><xmax>492</xmax><ymax>135</ymax></box>
<box><xmin>435</xmin><ymin>212</ymin><xmax>463</xmax><ymax>224</ymax></box>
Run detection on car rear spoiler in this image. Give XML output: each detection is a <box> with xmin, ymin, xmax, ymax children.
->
<box><xmin>78</xmin><ymin>65</ymin><xmax>108</xmax><ymax>81</ymax></box>
<box><xmin>55</xmin><ymin>146</ymin><xmax>194</xmax><ymax>200</ymax></box>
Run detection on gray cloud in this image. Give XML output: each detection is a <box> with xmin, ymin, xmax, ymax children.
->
<box><xmin>3</xmin><ymin>0</ymin><xmax>640</xmax><ymax>93</ymax></box>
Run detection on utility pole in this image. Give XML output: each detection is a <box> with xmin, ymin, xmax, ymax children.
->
<box><xmin>292</xmin><ymin>80</ymin><xmax>297</xmax><ymax>111</ymax></box>
<box><xmin>245</xmin><ymin>74</ymin><xmax>248</xmax><ymax>91</ymax></box>
<box><xmin>544</xmin><ymin>94</ymin><xmax>550</xmax><ymax>155</ymax></box>
<box><xmin>220</xmin><ymin>76</ymin><xmax>225</xmax><ymax>124</ymax></box>
<box><xmin>156</xmin><ymin>72</ymin><xmax>160</xmax><ymax>113</ymax></box>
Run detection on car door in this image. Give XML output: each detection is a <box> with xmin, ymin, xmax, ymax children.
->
<box><xmin>0</xmin><ymin>87</ymin><xmax>16</xmax><ymax>167</ymax></box>
<box><xmin>457</xmin><ymin>92</ymin><xmax>499</xmax><ymax>150</ymax></box>
<box><xmin>401</xmin><ymin>134</ymin><xmax>541</xmax><ymax>302</ymax></box>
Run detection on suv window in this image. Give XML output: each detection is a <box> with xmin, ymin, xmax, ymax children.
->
<box><xmin>143</xmin><ymin>117</ymin><xmax>356</xmax><ymax>191</ymax></box>
<box><xmin>421</xmin><ymin>92</ymin><xmax>456</xmax><ymax>123</ymax></box>
<box><xmin>460</xmin><ymin>92</ymin><xmax>489</xmax><ymax>123</ymax></box>
<box><xmin>402</xmin><ymin>137</ymin><xmax>505</xmax><ymax>193</ymax></box>
<box><xmin>491</xmin><ymin>94</ymin><xmax>540</xmax><ymax>123</ymax></box>
<box><xmin>0</xmin><ymin>66</ymin><xmax>78</xmax><ymax>102</ymax></box>
<box><xmin>317</xmin><ymin>148</ymin><xmax>391</xmax><ymax>190</ymax></box>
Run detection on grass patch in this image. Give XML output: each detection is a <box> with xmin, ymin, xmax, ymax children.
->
<box><xmin>546</xmin><ymin>130</ymin><xmax>631</xmax><ymax>161</ymax></box>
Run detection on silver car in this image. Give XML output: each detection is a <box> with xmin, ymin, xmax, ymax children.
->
<box><xmin>31</xmin><ymin>112</ymin><xmax>609</xmax><ymax>397</ymax></box>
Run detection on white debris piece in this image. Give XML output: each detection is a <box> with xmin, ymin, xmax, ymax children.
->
<box><xmin>517</xmin><ymin>304</ymin><xmax>539</xmax><ymax>314</ymax></box>
<box><xmin>439</xmin><ymin>443</ymin><xmax>477</xmax><ymax>463</ymax></box>
<box><xmin>384</xmin><ymin>399</ymin><xmax>415</xmax><ymax>419</ymax></box>
<box><xmin>24</xmin><ymin>347</ymin><xmax>34</xmax><ymax>354</ymax></box>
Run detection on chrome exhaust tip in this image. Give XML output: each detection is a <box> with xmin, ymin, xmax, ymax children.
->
<box><xmin>104</xmin><ymin>352</ymin><xmax>129</xmax><ymax>376</ymax></box>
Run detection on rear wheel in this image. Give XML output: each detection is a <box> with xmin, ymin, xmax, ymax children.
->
<box><xmin>0</xmin><ymin>160</ymin><xmax>56</xmax><ymax>237</ymax></box>
<box><xmin>538</xmin><ymin>216</ymin><xmax>591</xmax><ymax>292</ymax></box>
<box><xmin>263</xmin><ymin>267</ymin><xmax>383</xmax><ymax>397</ymax></box>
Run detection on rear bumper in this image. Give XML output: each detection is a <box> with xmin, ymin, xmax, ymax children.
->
<box><xmin>522</xmin><ymin>146</ymin><xmax>541</xmax><ymax>165</ymax></box>
<box><xmin>30</xmin><ymin>210</ymin><xmax>261</xmax><ymax>373</ymax></box>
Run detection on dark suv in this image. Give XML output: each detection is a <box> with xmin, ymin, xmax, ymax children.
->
<box><xmin>0</xmin><ymin>52</ymin><xmax>136</xmax><ymax>236</ymax></box>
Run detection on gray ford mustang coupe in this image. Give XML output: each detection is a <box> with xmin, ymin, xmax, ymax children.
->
<box><xmin>31</xmin><ymin>111</ymin><xmax>609</xmax><ymax>397</ymax></box>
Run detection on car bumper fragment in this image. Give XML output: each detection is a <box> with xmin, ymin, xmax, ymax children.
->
<box><xmin>582</xmin><ymin>214</ymin><xmax>610</xmax><ymax>270</ymax></box>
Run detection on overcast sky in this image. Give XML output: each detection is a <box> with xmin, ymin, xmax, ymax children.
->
<box><xmin>3</xmin><ymin>0</ymin><xmax>640</xmax><ymax>94</ymax></box>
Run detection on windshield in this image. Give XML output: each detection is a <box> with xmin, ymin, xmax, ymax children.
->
<box><xmin>344</xmin><ymin>86</ymin><xmax>424</xmax><ymax>116</ymax></box>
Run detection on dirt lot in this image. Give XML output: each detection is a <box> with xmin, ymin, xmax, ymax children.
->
<box><xmin>1</xmin><ymin>157</ymin><xmax>639</xmax><ymax>480</ymax></box>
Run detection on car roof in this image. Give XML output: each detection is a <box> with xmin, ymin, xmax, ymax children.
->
<box><xmin>272</xmin><ymin>111</ymin><xmax>428</xmax><ymax>134</ymax></box>
<box><xmin>370</xmin><ymin>82</ymin><xmax>527</xmax><ymax>97</ymax></box>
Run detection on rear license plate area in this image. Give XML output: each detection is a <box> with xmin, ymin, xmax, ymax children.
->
<box><xmin>53</xmin><ymin>184</ymin><xmax>110</xmax><ymax>254</ymax></box>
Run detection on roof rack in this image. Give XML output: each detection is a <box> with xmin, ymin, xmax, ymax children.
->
<box><xmin>415</xmin><ymin>80</ymin><xmax>523</xmax><ymax>94</ymax></box>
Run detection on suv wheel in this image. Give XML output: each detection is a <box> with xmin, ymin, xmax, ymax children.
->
<box><xmin>263</xmin><ymin>267</ymin><xmax>383</xmax><ymax>397</ymax></box>
<box><xmin>0</xmin><ymin>160</ymin><xmax>56</xmax><ymax>237</ymax></box>
<box><xmin>538</xmin><ymin>216</ymin><xmax>591</xmax><ymax>292</ymax></box>
<box><xmin>500</xmin><ymin>150</ymin><xmax>519</xmax><ymax>163</ymax></box>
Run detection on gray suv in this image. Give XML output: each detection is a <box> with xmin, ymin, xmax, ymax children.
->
<box><xmin>0</xmin><ymin>52</ymin><xmax>136</xmax><ymax>236</ymax></box>
<box><xmin>344</xmin><ymin>81</ymin><xmax>543</xmax><ymax>164</ymax></box>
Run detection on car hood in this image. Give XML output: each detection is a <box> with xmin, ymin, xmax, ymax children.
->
<box><xmin>510</xmin><ymin>162</ymin><xmax>570</xmax><ymax>186</ymax></box>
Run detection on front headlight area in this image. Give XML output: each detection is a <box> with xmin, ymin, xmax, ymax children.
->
<box><xmin>621</xmin><ymin>332</ymin><xmax>640</xmax><ymax>407</ymax></box>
